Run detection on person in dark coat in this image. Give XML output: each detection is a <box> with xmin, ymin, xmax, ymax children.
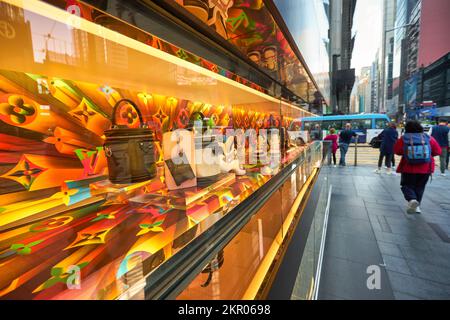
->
<box><xmin>430</xmin><ymin>119</ymin><xmax>449</xmax><ymax>176</ymax></box>
<box><xmin>375</xmin><ymin>122</ymin><xmax>399</xmax><ymax>175</ymax></box>
<box><xmin>310</xmin><ymin>124</ymin><xmax>323</xmax><ymax>141</ymax></box>
<box><xmin>338</xmin><ymin>123</ymin><xmax>357</xmax><ymax>166</ymax></box>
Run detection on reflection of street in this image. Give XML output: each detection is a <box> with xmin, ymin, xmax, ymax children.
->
<box><xmin>336</xmin><ymin>145</ymin><xmax>444</xmax><ymax>170</ymax></box>
<box><xmin>336</xmin><ymin>146</ymin><xmax>401</xmax><ymax>167</ymax></box>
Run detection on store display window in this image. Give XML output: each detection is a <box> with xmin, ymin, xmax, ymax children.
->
<box><xmin>0</xmin><ymin>0</ymin><xmax>317</xmax><ymax>300</ymax></box>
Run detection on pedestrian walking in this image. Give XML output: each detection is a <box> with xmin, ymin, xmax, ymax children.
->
<box><xmin>338</xmin><ymin>123</ymin><xmax>357</xmax><ymax>166</ymax></box>
<box><xmin>447</xmin><ymin>123</ymin><xmax>450</xmax><ymax>169</ymax></box>
<box><xmin>324</xmin><ymin>128</ymin><xmax>339</xmax><ymax>167</ymax></box>
<box><xmin>375</xmin><ymin>122</ymin><xmax>398</xmax><ymax>175</ymax></box>
<box><xmin>430</xmin><ymin>119</ymin><xmax>449</xmax><ymax>176</ymax></box>
<box><xmin>394</xmin><ymin>120</ymin><xmax>442</xmax><ymax>214</ymax></box>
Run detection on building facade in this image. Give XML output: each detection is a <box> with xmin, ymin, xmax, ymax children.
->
<box><xmin>358</xmin><ymin>67</ymin><xmax>372</xmax><ymax>114</ymax></box>
<box><xmin>391</xmin><ymin>0</ymin><xmax>419</xmax><ymax>119</ymax></box>
<box><xmin>380</xmin><ymin>0</ymin><xmax>397</xmax><ymax>114</ymax></box>
<box><xmin>329</xmin><ymin>0</ymin><xmax>357</xmax><ymax>114</ymax></box>
<box><xmin>402</xmin><ymin>0</ymin><xmax>450</xmax><ymax>118</ymax></box>
<box><xmin>371</xmin><ymin>50</ymin><xmax>381</xmax><ymax>113</ymax></box>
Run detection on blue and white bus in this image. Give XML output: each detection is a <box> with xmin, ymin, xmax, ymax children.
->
<box><xmin>294</xmin><ymin>114</ymin><xmax>391</xmax><ymax>144</ymax></box>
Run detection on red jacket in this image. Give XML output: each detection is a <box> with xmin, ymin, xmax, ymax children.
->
<box><xmin>324</xmin><ymin>134</ymin><xmax>338</xmax><ymax>153</ymax></box>
<box><xmin>394</xmin><ymin>135</ymin><xmax>442</xmax><ymax>174</ymax></box>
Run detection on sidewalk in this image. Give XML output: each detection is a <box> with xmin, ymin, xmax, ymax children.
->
<box><xmin>318</xmin><ymin>165</ymin><xmax>450</xmax><ymax>300</ymax></box>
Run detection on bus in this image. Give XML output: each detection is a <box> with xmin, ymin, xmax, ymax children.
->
<box><xmin>294</xmin><ymin>114</ymin><xmax>391</xmax><ymax>144</ymax></box>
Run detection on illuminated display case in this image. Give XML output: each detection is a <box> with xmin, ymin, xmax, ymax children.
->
<box><xmin>0</xmin><ymin>0</ymin><xmax>323</xmax><ymax>300</ymax></box>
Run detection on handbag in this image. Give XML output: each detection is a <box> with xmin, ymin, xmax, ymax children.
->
<box><xmin>103</xmin><ymin>99</ymin><xmax>156</xmax><ymax>184</ymax></box>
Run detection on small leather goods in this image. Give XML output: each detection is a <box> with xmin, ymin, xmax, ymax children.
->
<box><xmin>163</xmin><ymin>130</ymin><xmax>197</xmax><ymax>190</ymax></box>
<box><xmin>103</xmin><ymin>99</ymin><xmax>156</xmax><ymax>184</ymax></box>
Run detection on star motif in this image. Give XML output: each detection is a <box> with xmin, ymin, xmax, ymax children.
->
<box><xmin>177</xmin><ymin>108</ymin><xmax>190</xmax><ymax>128</ymax></box>
<box><xmin>1</xmin><ymin>155</ymin><xmax>46</xmax><ymax>190</ymax></box>
<box><xmin>136</xmin><ymin>221</ymin><xmax>164</xmax><ymax>236</ymax></box>
<box><xmin>65</xmin><ymin>228</ymin><xmax>111</xmax><ymax>249</ymax></box>
<box><xmin>152</xmin><ymin>108</ymin><xmax>168</xmax><ymax>125</ymax></box>
<box><xmin>243</xmin><ymin>114</ymin><xmax>250</xmax><ymax>128</ymax></box>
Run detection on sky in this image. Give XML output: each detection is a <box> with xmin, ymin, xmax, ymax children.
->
<box><xmin>351</xmin><ymin>0</ymin><xmax>383</xmax><ymax>76</ymax></box>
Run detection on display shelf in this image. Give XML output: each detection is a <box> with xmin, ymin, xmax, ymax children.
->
<box><xmin>0</xmin><ymin>144</ymin><xmax>317</xmax><ymax>300</ymax></box>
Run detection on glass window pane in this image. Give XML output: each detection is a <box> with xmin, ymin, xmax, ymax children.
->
<box><xmin>375</xmin><ymin>119</ymin><xmax>388</xmax><ymax>129</ymax></box>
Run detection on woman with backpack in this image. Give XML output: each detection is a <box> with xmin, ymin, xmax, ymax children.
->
<box><xmin>394</xmin><ymin>120</ymin><xmax>442</xmax><ymax>214</ymax></box>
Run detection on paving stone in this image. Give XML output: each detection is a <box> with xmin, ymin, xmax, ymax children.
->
<box><xmin>329</xmin><ymin>215</ymin><xmax>372</xmax><ymax>230</ymax></box>
<box><xmin>400</xmin><ymin>246</ymin><xmax>450</xmax><ymax>269</ymax></box>
<box><xmin>366</xmin><ymin>207</ymin><xmax>405</xmax><ymax>218</ymax></box>
<box><xmin>393</xmin><ymin>291</ymin><xmax>421</xmax><ymax>300</ymax></box>
<box><xmin>374</xmin><ymin>230</ymin><xmax>438</xmax><ymax>250</ymax></box>
<box><xmin>387</xmin><ymin>271</ymin><xmax>450</xmax><ymax>300</ymax></box>
<box><xmin>324</xmin><ymin>233</ymin><xmax>347</xmax><ymax>260</ymax></box>
<box><xmin>370</xmin><ymin>220</ymin><xmax>384</xmax><ymax>232</ymax></box>
<box><xmin>407</xmin><ymin>260</ymin><xmax>450</xmax><ymax>285</ymax></box>
<box><xmin>377</xmin><ymin>241</ymin><xmax>404</xmax><ymax>258</ymax></box>
<box><xmin>320</xmin><ymin>256</ymin><xmax>393</xmax><ymax>300</ymax></box>
<box><xmin>377</xmin><ymin>199</ymin><xmax>403</xmax><ymax>206</ymax></box>
<box><xmin>365</xmin><ymin>203</ymin><xmax>405</xmax><ymax>213</ymax></box>
<box><xmin>387</xmin><ymin>224</ymin><xmax>443</xmax><ymax>241</ymax></box>
<box><xmin>332</xmin><ymin>209</ymin><xmax>369</xmax><ymax>221</ymax></box>
<box><xmin>328</xmin><ymin>225</ymin><xmax>376</xmax><ymax>241</ymax></box>
<box><xmin>327</xmin><ymin>232</ymin><xmax>382</xmax><ymax>265</ymax></box>
<box><xmin>381</xmin><ymin>255</ymin><xmax>413</xmax><ymax>275</ymax></box>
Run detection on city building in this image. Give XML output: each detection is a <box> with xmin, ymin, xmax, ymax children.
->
<box><xmin>350</xmin><ymin>75</ymin><xmax>359</xmax><ymax>114</ymax></box>
<box><xmin>370</xmin><ymin>50</ymin><xmax>381</xmax><ymax>113</ymax></box>
<box><xmin>405</xmin><ymin>0</ymin><xmax>421</xmax><ymax>76</ymax></box>
<box><xmin>349</xmin><ymin>66</ymin><xmax>371</xmax><ymax>114</ymax></box>
<box><xmin>380</xmin><ymin>0</ymin><xmax>397</xmax><ymax>114</ymax></box>
<box><xmin>329</xmin><ymin>0</ymin><xmax>357</xmax><ymax>114</ymax></box>
<box><xmin>401</xmin><ymin>0</ymin><xmax>450</xmax><ymax>118</ymax></box>
<box><xmin>391</xmin><ymin>0</ymin><xmax>419</xmax><ymax>119</ymax></box>
<box><xmin>359</xmin><ymin>67</ymin><xmax>372</xmax><ymax>114</ymax></box>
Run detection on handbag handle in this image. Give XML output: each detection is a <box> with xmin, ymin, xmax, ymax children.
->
<box><xmin>111</xmin><ymin>99</ymin><xmax>145</xmax><ymax>128</ymax></box>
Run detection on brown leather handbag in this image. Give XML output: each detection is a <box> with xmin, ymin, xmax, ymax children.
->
<box><xmin>103</xmin><ymin>99</ymin><xmax>156</xmax><ymax>184</ymax></box>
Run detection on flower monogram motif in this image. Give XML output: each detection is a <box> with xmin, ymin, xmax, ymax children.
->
<box><xmin>0</xmin><ymin>95</ymin><xmax>37</xmax><ymax>125</ymax></box>
<box><xmin>121</xmin><ymin>106</ymin><xmax>138</xmax><ymax>125</ymax></box>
